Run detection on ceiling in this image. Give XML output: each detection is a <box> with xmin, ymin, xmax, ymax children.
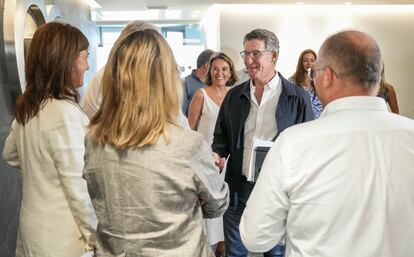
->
<box><xmin>93</xmin><ymin>0</ymin><xmax>414</xmax><ymax>23</ymax></box>
<box><xmin>95</xmin><ymin>0</ymin><xmax>413</xmax><ymax>10</ymax></box>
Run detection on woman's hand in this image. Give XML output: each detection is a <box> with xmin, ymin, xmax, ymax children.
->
<box><xmin>212</xmin><ymin>152</ymin><xmax>225</xmax><ymax>170</ymax></box>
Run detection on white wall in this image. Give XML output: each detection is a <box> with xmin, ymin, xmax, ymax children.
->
<box><xmin>213</xmin><ymin>4</ymin><xmax>414</xmax><ymax>118</ymax></box>
<box><xmin>53</xmin><ymin>0</ymin><xmax>98</xmax><ymax>94</ymax></box>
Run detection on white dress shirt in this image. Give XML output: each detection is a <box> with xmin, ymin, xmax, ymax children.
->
<box><xmin>242</xmin><ymin>73</ymin><xmax>282</xmax><ymax>177</ymax></box>
<box><xmin>81</xmin><ymin>67</ymin><xmax>105</xmax><ymax>119</ymax></box>
<box><xmin>240</xmin><ymin>96</ymin><xmax>414</xmax><ymax>257</ymax></box>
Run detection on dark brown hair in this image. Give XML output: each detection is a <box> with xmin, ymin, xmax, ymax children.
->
<box><xmin>15</xmin><ymin>22</ymin><xmax>89</xmax><ymax>124</ymax></box>
<box><xmin>290</xmin><ymin>49</ymin><xmax>317</xmax><ymax>86</ymax></box>
<box><xmin>204</xmin><ymin>52</ymin><xmax>238</xmax><ymax>87</ymax></box>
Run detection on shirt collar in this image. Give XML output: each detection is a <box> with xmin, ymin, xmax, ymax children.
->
<box><xmin>249</xmin><ymin>71</ymin><xmax>280</xmax><ymax>93</ymax></box>
<box><xmin>320</xmin><ymin>96</ymin><xmax>389</xmax><ymax>118</ymax></box>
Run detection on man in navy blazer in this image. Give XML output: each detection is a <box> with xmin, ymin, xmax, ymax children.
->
<box><xmin>212</xmin><ymin>28</ymin><xmax>313</xmax><ymax>257</ymax></box>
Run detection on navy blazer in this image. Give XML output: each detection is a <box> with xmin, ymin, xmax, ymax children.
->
<box><xmin>212</xmin><ymin>72</ymin><xmax>314</xmax><ymax>204</ymax></box>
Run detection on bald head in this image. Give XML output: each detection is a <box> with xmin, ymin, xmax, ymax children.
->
<box><xmin>318</xmin><ymin>30</ymin><xmax>382</xmax><ymax>90</ymax></box>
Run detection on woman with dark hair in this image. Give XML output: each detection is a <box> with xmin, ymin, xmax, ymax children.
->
<box><xmin>188</xmin><ymin>52</ymin><xmax>238</xmax><ymax>130</ymax></box>
<box><xmin>3</xmin><ymin>22</ymin><xmax>97</xmax><ymax>257</ymax></box>
<box><xmin>290</xmin><ymin>49</ymin><xmax>323</xmax><ymax>118</ymax></box>
<box><xmin>188</xmin><ymin>52</ymin><xmax>238</xmax><ymax>256</ymax></box>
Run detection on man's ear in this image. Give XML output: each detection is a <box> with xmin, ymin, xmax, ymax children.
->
<box><xmin>272</xmin><ymin>52</ymin><xmax>278</xmax><ymax>63</ymax></box>
<box><xmin>324</xmin><ymin>67</ymin><xmax>336</xmax><ymax>89</ymax></box>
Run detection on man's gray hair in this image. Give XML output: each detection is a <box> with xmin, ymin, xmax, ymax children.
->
<box><xmin>196</xmin><ymin>49</ymin><xmax>215</xmax><ymax>68</ymax></box>
<box><xmin>243</xmin><ymin>29</ymin><xmax>280</xmax><ymax>53</ymax></box>
<box><xmin>319</xmin><ymin>30</ymin><xmax>382</xmax><ymax>89</ymax></box>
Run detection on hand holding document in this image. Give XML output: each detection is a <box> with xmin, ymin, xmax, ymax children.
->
<box><xmin>247</xmin><ymin>138</ymin><xmax>275</xmax><ymax>182</ymax></box>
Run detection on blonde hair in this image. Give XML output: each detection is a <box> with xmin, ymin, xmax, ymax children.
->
<box><xmin>88</xmin><ymin>30</ymin><xmax>182</xmax><ymax>149</ymax></box>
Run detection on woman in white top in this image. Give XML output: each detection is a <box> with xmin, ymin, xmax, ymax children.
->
<box><xmin>188</xmin><ymin>52</ymin><xmax>238</xmax><ymax>255</ymax></box>
<box><xmin>2</xmin><ymin>22</ymin><xmax>97</xmax><ymax>257</ymax></box>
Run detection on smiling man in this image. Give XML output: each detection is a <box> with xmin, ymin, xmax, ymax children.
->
<box><xmin>240</xmin><ymin>30</ymin><xmax>414</xmax><ymax>257</ymax></box>
<box><xmin>212</xmin><ymin>29</ymin><xmax>313</xmax><ymax>257</ymax></box>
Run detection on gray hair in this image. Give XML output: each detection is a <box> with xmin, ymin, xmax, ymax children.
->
<box><xmin>319</xmin><ymin>30</ymin><xmax>382</xmax><ymax>89</ymax></box>
<box><xmin>243</xmin><ymin>29</ymin><xmax>280</xmax><ymax>53</ymax></box>
<box><xmin>196</xmin><ymin>49</ymin><xmax>215</xmax><ymax>68</ymax></box>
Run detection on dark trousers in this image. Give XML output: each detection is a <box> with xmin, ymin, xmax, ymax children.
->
<box><xmin>223</xmin><ymin>179</ymin><xmax>285</xmax><ymax>257</ymax></box>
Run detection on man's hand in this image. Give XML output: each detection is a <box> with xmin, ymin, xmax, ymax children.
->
<box><xmin>212</xmin><ymin>152</ymin><xmax>226</xmax><ymax>170</ymax></box>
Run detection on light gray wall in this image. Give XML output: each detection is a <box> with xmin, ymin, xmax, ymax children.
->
<box><xmin>0</xmin><ymin>1</ymin><xmax>96</xmax><ymax>256</ymax></box>
<box><xmin>216</xmin><ymin>4</ymin><xmax>414</xmax><ymax>118</ymax></box>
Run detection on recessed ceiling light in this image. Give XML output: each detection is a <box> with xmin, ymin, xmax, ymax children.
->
<box><xmin>146</xmin><ymin>6</ymin><xmax>169</xmax><ymax>10</ymax></box>
<box><xmin>296</xmin><ymin>1</ymin><xmax>305</xmax><ymax>5</ymax></box>
<box><xmin>344</xmin><ymin>2</ymin><xmax>352</xmax><ymax>5</ymax></box>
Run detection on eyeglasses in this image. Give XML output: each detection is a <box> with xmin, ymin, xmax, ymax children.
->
<box><xmin>309</xmin><ymin>66</ymin><xmax>340</xmax><ymax>80</ymax></box>
<box><xmin>240</xmin><ymin>50</ymin><xmax>271</xmax><ymax>59</ymax></box>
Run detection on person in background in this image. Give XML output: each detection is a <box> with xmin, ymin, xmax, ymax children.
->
<box><xmin>2</xmin><ymin>22</ymin><xmax>97</xmax><ymax>257</ymax></box>
<box><xmin>212</xmin><ymin>28</ymin><xmax>313</xmax><ymax>257</ymax></box>
<box><xmin>377</xmin><ymin>63</ymin><xmax>399</xmax><ymax>114</ymax></box>
<box><xmin>188</xmin><ymin>52</ymin><xmax>238</xmax><ymax>257</ymax></box>
<box><xmin>84</xmin><ymin>29</ymin><xmax>229</xmax><ymax>257</ymax></box>
<box><xmin>240</xmin><ymin>30</ymin><xmax>414</xmax><ymax>257</ymax></box>
<box><xmin>81</xmin><ymin>20</ymin><xmax>159</xmax><ymax>119</ymax></box>
<box><xmin>290</xmin><ymin>49</ymin><xmax>323</xmax><ymax>118</ymax></box>
<box><xmin>182</xmin><ymin>49</ymin><xmax>215</xmax><ymax>116</ymax></box>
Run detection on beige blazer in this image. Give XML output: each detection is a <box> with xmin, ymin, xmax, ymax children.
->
<box><xmin>3</xmin><ymin>99</ymin><xmax>97</xmax><ymax>257</ymax></box>
<box><xmin>84</xmin><ymin>125</ymin><xmax>229</xmax><ymax>257</ymax></box>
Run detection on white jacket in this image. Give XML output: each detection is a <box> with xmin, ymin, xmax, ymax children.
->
<box><xmin>3</xmin><ymin>99</ymin><xmax>97</xmax><ymax>257</ymax></box>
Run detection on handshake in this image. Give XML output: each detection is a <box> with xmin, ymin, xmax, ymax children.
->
<box><xmin>212</xmin><ymin>152</ymin><xmax>226</xmax><ymax>171</ymax></box>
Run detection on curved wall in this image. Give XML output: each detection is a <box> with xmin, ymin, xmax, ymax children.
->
<box><xmin>0</xmin><ymin>1</ymin><xmax>94</xmax><ymax>256</ymax></box>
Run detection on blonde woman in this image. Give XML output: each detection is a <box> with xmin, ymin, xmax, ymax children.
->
<box><xmin>188</xmin><ymin>52</ymin><xmax>238</xmax><ymax>256</ymax></box>
<box><xmin>2</xmin><ymin>22</ymin><xmax>97</xmax><ymax>257</ymax></box>
<box><xmin>84</xmin><ymin>29</ymin><xmax>229</xmax><ymax>257</ymax></box>
<box><xmin>81</xmin><ymin>20</ymin><xmax>158</xmax><ymax>119</ymax></box>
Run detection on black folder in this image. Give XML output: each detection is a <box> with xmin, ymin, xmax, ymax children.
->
<box><xmin>254</xmin><ymin>146</ymin><xmax>271</xmax><ymax>181</ymax></box>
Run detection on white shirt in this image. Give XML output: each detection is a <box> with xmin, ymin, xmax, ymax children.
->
<box><xmin>242</xmin><ymin>73</ymin><xmax>282</xmax><ymax>177</ymax></box>
<box><xmin>240</xmin><ymin>96</ymin><xmax>414</xmax><ymax>257</ymax></box>
<box><xmin>81</xmin><ymin>67</ymin><xmax>105</xmax><ymax>119</ymax></box>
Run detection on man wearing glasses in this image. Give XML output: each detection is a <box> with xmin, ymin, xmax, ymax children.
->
<box><xmin>212</xmin><ymin>29</ymin><xmax>313</xmax><ymax>257</ymax></box>
<box><xmin>240</xmin><ymin>30</ymin><xmax>414</xmax><ymax>257</ymax></box>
